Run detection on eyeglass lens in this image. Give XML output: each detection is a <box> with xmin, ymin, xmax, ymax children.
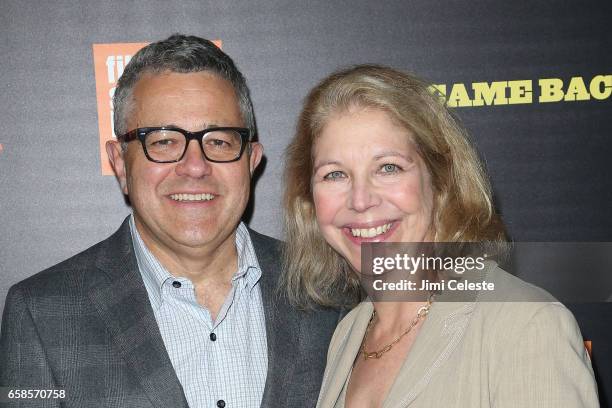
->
<box><xmin>144</xmin><ymin>129</ymin><xmax>243</xmax><ymax>162</ymax></box>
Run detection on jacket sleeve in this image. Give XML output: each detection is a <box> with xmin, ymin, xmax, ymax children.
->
<box><xmin>1</xmin><ymin>285</ymin><xmax>61</xmax><ymax>407</ymax></box>
<box><xmin>492</xmin><ymin>303</ymin><xmax>599</xmax><ymax>408</ymax></box>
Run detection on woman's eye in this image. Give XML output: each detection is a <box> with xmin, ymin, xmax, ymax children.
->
<box><xmin>324</xmin><ymin>170</ymin><xmax>345</xmax><ymax>180</ymax></box>
<box><xmin>380</xmin><ymin>164</ymin><xmax>400</xmax><ymax>173</ymax></box>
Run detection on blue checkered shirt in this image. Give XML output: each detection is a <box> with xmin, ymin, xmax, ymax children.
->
<box><xmin>129</xmin><ymin>215</ymin><xmax>268</xmax><ymax>408</ymax></box>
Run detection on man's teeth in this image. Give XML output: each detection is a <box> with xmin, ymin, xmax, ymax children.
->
<box><xmin>170</xmin><ymin>193</ymin><xmax>215</xmax><ymax>202</ymax></box>
<box><xmin>351</xmin><ymin>223</ymin><xmax>392</xmax><ymax>238</ymax></box>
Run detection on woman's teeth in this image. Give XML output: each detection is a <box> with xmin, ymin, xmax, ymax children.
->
<box><xmin>350</xmin><ymin>223</ymin><xmax>392</xmax><ymax>238</ymax></box>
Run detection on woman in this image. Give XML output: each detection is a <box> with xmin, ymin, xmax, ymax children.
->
<box><xmin>282</xmin><ymin>65</ymin><xmax>598</xmax><ymax>407</ymax></box>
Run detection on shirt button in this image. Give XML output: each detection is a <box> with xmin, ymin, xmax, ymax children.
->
<box><xmin>210</xmin><ymin>333</ymin><xmax>217</xmax><ymax>341</ymax></box>
<box><xmin>172</xmin><ymin>281</ymin><xmax>181</xmax><ymax>288</ymax></box>
<box><xmin>216</xmin><ymin>400</ymin><xmax>225</xmax><ymax>408</ymax></box>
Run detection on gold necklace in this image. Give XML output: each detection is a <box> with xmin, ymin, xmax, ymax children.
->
<box><xmin>359</xmin><ymin>296</ymin><xmax>433</xmax><ymax>360</ymax></box>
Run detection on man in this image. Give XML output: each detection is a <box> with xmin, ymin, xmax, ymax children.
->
<box><xmin>0</xmin><ymin>34</ymin><xmax>341</xmax><ymax>408</ymax></box>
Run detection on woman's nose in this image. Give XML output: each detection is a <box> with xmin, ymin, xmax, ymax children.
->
<box><xmin>348</xmin><ymin>178</ymin><xmax>381</xmax><ymax>212</ymax></box>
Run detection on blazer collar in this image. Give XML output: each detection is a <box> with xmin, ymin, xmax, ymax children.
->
<box><xmin>89</xmin><ymin>217</ymin><xmax>189</xmax><ymax>408</ymax></box>
<box><xmin>385</xmin><ymin>263</ymin><xmax>491</xmax><ymax>407</ymax></box>
<box><xmin>318</xmin><ymin>298</ymin><xmax>476</xmax><ymax>408</ymax></box>
<box><xmin>384</xmin><ymin>300</ymin><xmax>475</xmax><ymax>407</ymax></box>
<box><xmin>317</xmin><ymin>301</ymin><xmax>375</xmax><ymax>408</ymax></box>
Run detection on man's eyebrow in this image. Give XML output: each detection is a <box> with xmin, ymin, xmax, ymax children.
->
<box><xmin>313</xmin><ymin>160</ymin><xmax>341</xmax><ymax>173</ymax></box>
<box><xmin>150</xmin><ymin>122</ymin><xmax>219</xmax><ymax>130</ymax></box>
<box><xmin>138</xmin><ymin>122</ymin><xmax>181</xmax><ymax>128</ymax></box>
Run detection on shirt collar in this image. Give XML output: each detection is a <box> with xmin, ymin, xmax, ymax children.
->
<box><xmin>234</xmin><ymin>221</ymin><xmax>263</xmax><ymax>289</ymax></box>
<box><xmin>129</xmin><ymin>214</ymin><xmax>262</xmax><ymax>310</ymax></box>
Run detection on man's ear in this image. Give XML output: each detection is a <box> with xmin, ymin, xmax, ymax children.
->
<box><xmin>249</xmin><ymin>142</ymin><xmax>263</xmax><ymax>176</ymax></box>
<box><xmin>106</xmin><ymin>140</ymin><xmax>129</xmax><ymax>195</ymax></box>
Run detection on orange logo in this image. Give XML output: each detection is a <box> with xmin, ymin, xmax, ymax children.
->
<box><xmin>93</xmin><ymin>43</ymin><xmax>148</xmax><ymax>175</ymax></box>
<box><xmin>92</xmin><ymin>40</ymin><xmax>222</xmax><ymax>175</ymax></box>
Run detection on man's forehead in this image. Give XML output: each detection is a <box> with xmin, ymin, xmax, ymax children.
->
<box><xmin>133</xmin><ymin>70</ymin><xmax>232</xmax><ymax>95</ymax></box>
<box><xmin>127</xmin><ymin>70</ymin><xmax>243</xmax><ymax>129</ymax></box>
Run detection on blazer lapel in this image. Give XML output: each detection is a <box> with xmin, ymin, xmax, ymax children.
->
<box><xmin>317</xmin><ymin>302</ymin><xmax>375</xmax><ymax>408</ymax></box>
<box><xmin>250</xmin><ymin>230</ymin><xmax>301</xmax><ymax>407</ymax></box>
<box><xmin>88</xmin><ymin>218</ymin><xmax>189</xmax><ymax>408</ymax></box>
<box><xmin>383</xmin><ymin>300</ymin><xmax>475</xmax><ymax>408</ymax></box>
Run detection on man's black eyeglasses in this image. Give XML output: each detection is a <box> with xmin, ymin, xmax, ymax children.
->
<box><xmin>118</xmin><ymin>126</ymin><xmax>251</xmax><ymax>163</ymax></box>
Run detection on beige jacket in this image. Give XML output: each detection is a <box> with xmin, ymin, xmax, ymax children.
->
<box><xmin>317</xmin><ymin>265</ymin><xmax>599</xmax><ymax>407</ymax></box>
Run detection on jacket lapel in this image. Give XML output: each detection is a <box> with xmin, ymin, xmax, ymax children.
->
<box><xmin>88</xmin><ymin>218</ymin><xmax>189</xmax><ymax>408</ymax></box>
<box><xmin>317</xmin><ymin>299</ymin><xmax>475</xmax><ymax>408</ymax></box>
<box><xmin>383</xmin><ymin>300</ymin><xmax>475</xmax><ymax>408</ymax></box>
<box><xmin>317</xmin><ymin>302</ymin><xmax>375</xmax><ymax>408</ymax></box>
<box><xmin>250</xmin><ymin>230</ymin><xmax>301</xmax><ymax>407</ymax></box>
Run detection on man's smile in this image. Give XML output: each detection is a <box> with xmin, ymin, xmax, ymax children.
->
<box><xmin>169</xmin><ymin>193</ymin><xmax>216</xmax><ymax>202</ymax></box>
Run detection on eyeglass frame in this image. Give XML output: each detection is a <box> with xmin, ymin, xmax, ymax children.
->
<box><xmin>117</xmin><ymin>126</ymin><xmax>252</xmax><ymax>163</ymax></box>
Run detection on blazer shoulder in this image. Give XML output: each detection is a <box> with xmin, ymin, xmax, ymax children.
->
<box><xmin>489</xmin><ymin>301</ymin><xmax>598</xmax><ymax>406</ymax></box>
<box><xmin>473</xmin><ymin>264</ymin><xmax>572</xmax><ymax>334</ymax></box>
<box><xmin>484</xmin><ymin>263</ymin><xmax>558</xmax><ymax>303</ymax></box>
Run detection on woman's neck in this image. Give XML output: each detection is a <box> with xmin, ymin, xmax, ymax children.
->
<box><xmin>371</xmin><ymin>300</ymin><xmax>430</xmax><ymax>332</ymax></box>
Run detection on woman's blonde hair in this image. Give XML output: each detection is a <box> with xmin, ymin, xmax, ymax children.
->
<box><xmin>282</xmin><ymin>64</ymin><xmax>506</xmax><ymax>309</ymax></box>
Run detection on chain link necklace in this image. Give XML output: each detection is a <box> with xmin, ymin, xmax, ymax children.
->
<box><xmin>359</xmin><ymin>295</ymin><xmax>433</xmax><ymax>360</ymax></box>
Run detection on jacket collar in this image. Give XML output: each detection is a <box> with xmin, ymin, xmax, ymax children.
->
<box><xmin>384</xmin><ymin>300</ymin><xmax>476</xmax><ymax>407</ymax></box>
<box><xmin>89</xmin><ymin>217</ymin><xmax>189</xmax><ymax>408</ymax></box>
<box><xmin>318</xmin><ymin>297</ymin><xmax>477</xmax><ymax>408</ymax></box>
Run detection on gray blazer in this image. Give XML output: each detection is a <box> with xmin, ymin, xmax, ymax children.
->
<box><xmin>317</xmin><ymin>265</ymin><xmax>599</xmax><ymax>408</ymax></box>
<box><xmin>1</xmin><ymin>218</ymin><xmax>342</xmax><ymax>407</ymax></box>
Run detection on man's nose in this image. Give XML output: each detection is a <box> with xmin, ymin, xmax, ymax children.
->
<box><xmin>348</xmin><ymin>178</ymin><xmax>381</xmax><ymax>212</ymax></box>
<box><xmin>175</xmin><ymin>140</ymin><xmax>213</xmax><ymax>177</ymax></box>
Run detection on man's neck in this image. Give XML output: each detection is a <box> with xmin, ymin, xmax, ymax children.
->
<box><xmin>134</xmin><ymin>218</ymin><xmax>239</xmax><ymax>287</ymax></box>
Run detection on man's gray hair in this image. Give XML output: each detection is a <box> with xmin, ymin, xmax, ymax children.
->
<box><xmin>113</xmin><ymin>34</ymin><xmax>256</xmax><ymax>138</ymax></box>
